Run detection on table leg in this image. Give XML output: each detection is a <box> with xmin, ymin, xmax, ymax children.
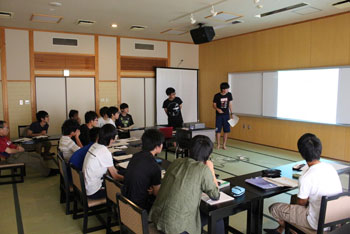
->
<box><xmin>224</xmin><ymin>216</ymin><xmax>229</xmax><ymax>234</ymax></box>
<box><xmin>208</xmin><ymin>215</ymin><xmax>216</xmax><ymax>234</ymax></box>
<box><xmin>251</xmin><ymin>198</ymin><xmax>264</xmax><ymax>234</ymax></box>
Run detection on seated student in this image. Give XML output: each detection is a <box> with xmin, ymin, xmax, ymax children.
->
<box><xmin>83</xmin><ymin>124</ymin><xmax>123</xmax><ymax>200</ymax></box>
<box><xmin>97</xmin><ymin>106</ymin><xmax>109</xmax><ymax>127</ymax></box>
<box><xmin>105</xmin><ymin>106</ymin><xmax>119</xmax><ymax>127</ymax></box>
<box><xmin>79</xmin><ymin>111</ymin><xmax>98</xmax><ymax>146</ymax></box>
<box><xmin>162</xmin><ymin>87</ymin><xmax>183</xmax><ymax>129</ymax></box>
<box><xmin>59</xmin><ymin>119</ymin><xmax>82</xmax><ymax>161</ymax></box>
<box><xmin>149</xmin><ymin>135</ymin><xmax>223</xmax><ymax>234</ymax></box>
<box><xmin>70</xmin><ymin>127</ymin><xmax>100</xmax><ymax>171</ymax></box>
<box><xmin>0</xmin><ymin>121</ymin><xmax>58</xmax><ymax>177</ymax></box>
<box><xmin>27</xmin><ymin>110</ymin><xmax>52</xmax><ymax>159</ymax></box>
<box><xmin>122</xmin><ymin>129</ymin><xmax>163</xmax><ymax>212</ymax></box>
<box><xmin>116</xmin><ymin>103</ymin><xmax>134</xmax><ymax>139</ymax></box>
<box><xmin>69</xmin><ymin>109</ymin><xmax>81</xmax><ymax>125</ymax></box>
<box><xmin>265</xmin><ymin>133</ymin><xmax>342</xmax><ymax>234</ymax></box>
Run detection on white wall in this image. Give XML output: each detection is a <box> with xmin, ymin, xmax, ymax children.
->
<box><xmin>5</xmin><ymin>29</ymin><xmax>30</xmax><ymax>80</ymax></box>
<box><xmin>98</xmin><ymin>36</ymin><xmax>117</xmax><ymax>80</ymax></box>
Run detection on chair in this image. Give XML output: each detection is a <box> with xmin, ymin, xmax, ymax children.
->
<box><xmin>18</xmin><ymin>125</ymin><xmax>29</xmax><ymax>138</ymax></box>
<box><xmin>116</xmin><ymin>194</ymin><xmax>159</xmax><ymax>234</ymax></box>
<box><xmin>175</xmin><ymin>129</ymin><xmax>191</xmax><ymax>158</ymax></box>
<box><xmin>158</xmin><ymin>127</ymin><xmax>174</xmax><ymax>160</ymax></box>
<box><xmin>71</xmin><ymin>165</ymin><xmax>107</xmax><ymax>233</ymax></box>
<box><xmin>285</xmin><ymin>191</ymin><xmax>350</xmax><ymax>234</ymax></box>
<box><xmin>57</xmin><ymin>152</ymin><xmax>73</xmax><ymax>214</ymax></box>
<box><xmin>104</xmin><ymin>175</ymin><xmax>123</xmax><ymax>233</ymax></box>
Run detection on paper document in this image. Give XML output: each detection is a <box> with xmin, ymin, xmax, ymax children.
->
<box><xmin>33</xmin><ymin>135</ymin><xmax>48</xmax><ymax>139</ymax></box>
<box><xmin>112</xmin><ymin>142</ymin><xmax>129</xmax><ymax>147</ymax></box>
<box><xmin>263</xmin><ymin>177</ymin><xmax>298</xmax><ymax>188</ymax></box>
<box><xmin>108</xmin><ymin>148</ymin><xmax>122</xmax><ymax>153</ymax></box>
<box><xmin>245</xmin><ymin>177</ymin><xmax>278</xmax><ymax>190</ymax></box>
<box><xmin>113</xmin><ymin>154</ymin><xmax>133</xmax><ymax>161</ymax></box>
<box><xmin>117</xmin><ymin>161</ymin><xmax>129</xmax><ymax>169</ymax></box>
<box><xmin>201</xmin><ymin>191</ymin><xmax>234</xmax><ymax>205</ymax></box>
<box><xmin>13</xmin><ymin>138</ymin><xmax>33</xmax><ymax>143</ymax></box>
<box><xmin>228</xmin><ymin>115</ymin><xmax>239</xmax><ymax>127</ymax></box>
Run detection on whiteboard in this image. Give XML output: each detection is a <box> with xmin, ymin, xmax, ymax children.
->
<box><xmin>262</xmin><ymin>72</ymin><xmax>278</xmax><ymax>117</ymax></box>
<box><xmin>228</xmin><ymin>73</ymin><xmax>263</xmax><ymax>116</ymax></box>
<box><xmin>66</xmin><ymin>78</ymin><xmax>95</xmax><ymax>121</ymax></box>
<box><xmin>36</xmin><ymin>77</ymin><xmax>66</xmax><ymax>135</ymax></box>
<box><xmin>156</xmin><ymin>68</ymin><xmax>198</xmax><ymax>125</ymax></box>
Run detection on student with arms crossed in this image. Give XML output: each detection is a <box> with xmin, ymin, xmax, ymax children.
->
<box><xmin>163</xmin><ymin>87</ymin><xmax>183</xmax><ymax>129</ymax></box>
<box><xmin>58</xmin><ymin>119</ymin><xmax>82</xmax><ymax>162</ymax></box>
<box><xmin>83</xmin><ymin>124</ymin><xmax>123</xmax><ymax>200</ymax></box>
<box><xmin>116</xmin><ymin>103</ymin><xmax>134</xmax><ymax>139</ymax></box>
<box><xmin>212</xmin><ymin>82</ymin><xmax>233</xmax><ymax>150</ymax></box>
<box><xmin>122</xmin><ymin>129</ymin><xmax>164</xmax><ymax>212</ymax></box>
<box><xmin>0</xmin><ymin>121</ymin><xmax>58</xmax><ymax>177</ymax></box>
<box><xmin>150</xmin><ymin>135</ymin><xmax>224</xmax><ymax>234</ymax></box>
<box><xmin>79</xmin><ymin>111</ymin><xmax>98</xmax><ymax>146</ymax></box>
<box><xmin>27</xmin><ymin>110</ymin><xmax>53</xmax><ymax>159</ymax></box>
<box><xmin>265</xmin><ymin>133</ymin><xmax>342</xmax><ymax>234</ymax></box>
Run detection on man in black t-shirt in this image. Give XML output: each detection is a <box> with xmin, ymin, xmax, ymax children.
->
<box><xmin>122</xmin><ymin>129</ymin><xmax>164</xmax><ymax>212</ymax></box>
<box><xmin>27</xmin><ymin>110</ymin><xmax>52</xmax><ymax>158</ymax></box>
<box><xmin>79</xmin><ymin>111</ymin><xmax>98</xmax><ymax>146</ymax></box>
<box><xmin>116</xmin><ymin>103</ymin><xmax>134</xmax><ymax>139</ymax></box>
<box><xmin>162</xmin><ymin>87</ymin><xmax>183</xmax><ymax>129</ymax></box>
<box><xmin>213</xmin><ymin>82</ymin><xmax>233</xmax><ymax>150</ymax></box>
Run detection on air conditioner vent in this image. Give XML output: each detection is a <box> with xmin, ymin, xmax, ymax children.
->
<box><xmin>0</xmin><ymin>11</ymin><xmax>14</xmax><ymax>19</ymax></box>
<box><xmin>231</xmin><ymin>20</ymin><xmax>243</xmax><ymax>25</ymax></box>
<box><xmin>258</xmin><ymin>3</ymin><xmax>308</xmax><ymax>18</ymax></box>
<box><xmin>77</xmin><ymin>19</ymin><xmax>96</xmax><ymax>26</ymax></box>
<box><xmin>135</xmin><ymin>43</ymin><xmax>154</xmax><ymax>50</ymax></box>
<box><xmin>130</xmin><ymin>25</ymin><xmax>147</xmax><ymax>31</ymax></box>
<box><xmin>53</xmin><ymin>38</ymin><xmax>78</xmax><ymax>46</ymax></box>
<box><xmin>332</xmin><ymin>0</ymin><xmax>350</xmax><ymax>9</ymax></box>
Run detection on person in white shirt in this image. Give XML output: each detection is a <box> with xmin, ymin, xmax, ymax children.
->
<box><xmin>83</xmin><ymin>124</ymin><xmax>123</xmax><ymax>200</ymax></box>
<box><xmin>265</xmin><ymin>133</ymin><xmax>342</xmax><ymax>234</ymax></box>
<box><xmin>105</xmin><ymin>106</ymin><xmax>119</xmax><ymax>127</ymax></box>
<box><xmin>59</xmin><ymin>119</ymin><xmax>82</xmax><ymax>161</ymax></box>
<box><xmin>97</xmin><ymin>106</ymin><xmax>109</xmax><ymax>127</ymax></box>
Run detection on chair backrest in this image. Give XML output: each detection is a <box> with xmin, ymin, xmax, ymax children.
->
<box><xmin>71</xmin><ymin>165</ymin><xmax>83</xmax><ymax>194</ymax></box>
<box><xmin>104</xmin><ymin>175</ymin><xmax>122</xmax><ymax>204</ymax></box>
<box><xmin>18</xmin><ymin>125</ymin><xmax>29</xmax><ymax>138</ymax></box>
<box><xmin>57</xmin><ymin>152</ymin><xmax>70</xmax><ymax>187</ymax></box>
<box><xmin>176</xmin><ymin>129</ymin><xmax>191</xmax><ymax>149</ymax></box>
<box><xmin>116</xmin><ymin>194</ymin><xmax>149</xmax><ymax>234</ymax></box>
<box><xmin>318</xmin><ymin>191</ymin><xmax>350</xmax><ymax>232</ymax></box>
<box><xmin>159</xmin><ymin>127</ymin><xmax>173</xmax><ymax>139</ymax></box>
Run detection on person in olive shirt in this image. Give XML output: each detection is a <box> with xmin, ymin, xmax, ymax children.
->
<box><xmin>213</xmin><ymin>82</ymin><xmax>233</xmax><ymax>150</ymax></box>
<box><xmin>122</xmin><ymin>129</ymin><xmax>164</xmax><ymax>212</ymax></box>
<box><xmin>79</xmin><ymin>111</ymin><xmax>98</xmax><ymax>146</ymax></box>
<box><xmin>116</xmin><ymin>103</ymin><xmax>134</xmax><ymax>139</ymax></box>
<box><xmin>150</xmin><ymin>135</ymin><xmax>223</xmax><ymax>234</ymax></box>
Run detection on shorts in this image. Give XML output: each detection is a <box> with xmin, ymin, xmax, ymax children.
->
<box><xmin>215</xmin><ymin>115</ymin><xmax>230</xmax><ymax>133</ymax></box>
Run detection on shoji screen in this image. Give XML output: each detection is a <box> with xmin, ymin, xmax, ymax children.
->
<box><xmin>36</xmin><ymin>77</ymin><xmax>66</xmax><ymax>135</ymax></box>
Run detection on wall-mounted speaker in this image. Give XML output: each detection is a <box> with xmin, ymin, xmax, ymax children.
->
<box><xmin>190</xmin><ymin>26</ymin><xmax>215</xmax><ymax>44</ymax></box>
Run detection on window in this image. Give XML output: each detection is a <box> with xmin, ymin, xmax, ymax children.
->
<box><xmin>277</xmin><ymin>69</ymin><xmax>339</xmax><ymax>124</ymax></box>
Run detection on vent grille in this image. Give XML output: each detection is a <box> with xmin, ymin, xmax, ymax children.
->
<box><xmin>332</xmin><ymin>0</ymin><xmax>350</xmax><ymax>9</ymax></box>
<box><xmin>259</xmin><ymin>3</ymin><xmax>308</xmax><ymax>18</ymax></box>
<box><xmin>135</xmin><ymin>43</ymin><xmax>154</xmax><ymax>50</ymax></box>
<box><xmin>130</xmin><ymin>25</ymin><xmax>147</xmax><ymax>31</ymax></box>
<box><xmin>77</xmin><ymin>19</ymin><xmax>96</xmax><ymax>26</ymax></box>
<box><xmin>231</xmin><ymin>20</ymin><xmax>243</xmax><ymax>25</ymax></box>
<box><xmin>53</xmin><ymin>38</ymin><xmax>78</xmax><ymax>46</ymax></box>
<box><xmin>0</xmin><ymin>11</ymin><xmax>14</xmax><ymax>18</ymax></box>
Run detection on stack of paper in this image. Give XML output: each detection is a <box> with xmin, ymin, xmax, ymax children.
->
<box><xmin>263</xmin><ymin>177</ymin><xmax>298</xmax><ymax>188</ymax></box>
<box><xmin>108</xmin><ymin>148</ymin><xmax>123</xmax><ymax>153</ymax></box>
<box><xmin>117</xmin><ymin>161</ymin><xmax>129</xmax><ymax>169</ymax></box>
<box><xmin>228</xmin><ymin>114</ymin><xmax>239</xmax><ymax>127</ymax></box>
<box><xmin>201</xmin><ymin>191</ymin><xmax>234</xmax><ymax>205</ymax></box>
<box><xmin>113</xmin><ymin>154</ymin><xmax>133</xmax><ymax>161</ymax></box>
<box><xmin>13</xmin><ymin>138</ymin><xmax>32</xmax><ymax>143</ymax></box>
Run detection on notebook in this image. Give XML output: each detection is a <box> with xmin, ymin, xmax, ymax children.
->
<box><xmin>245</xmin><ymin>177</ymin><xmax>279</xmax><ymax>190</ymax></box>
<box><xmin>201</xmin><ymin>191</ymin><xmax>234</xmax><ymax>205</ymax></box>
<box><xmin>217</xmin><ymin>179</ymin><xmax>230</xmax><ymax>190</ymax></box>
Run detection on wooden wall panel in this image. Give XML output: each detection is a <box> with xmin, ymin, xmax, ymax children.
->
<box><xmin>310</xmin><ymin>13</ymin><xmax>350</xmax><ymax>67</ymax></box>
<box><xmin>199</xmin><ymin>12</ymin><xmax>350</xmax><ymax>161</ymax></box>
<box><xmin>278</xmin><ymin>22</ymin><xmax>311</xmax><ymax>69</ymax></box>
<box><xmin>120</xmin><ymin>56</ymin><xmax>167</xmax><ymax>71</ymax></box>
<box><xmin>34</xmin><ymin>53</ymin><xmax>95</xmax><ymax>70</ymax></box>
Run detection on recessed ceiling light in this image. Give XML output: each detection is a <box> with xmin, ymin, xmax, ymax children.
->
<box><xmin>49</xmin><ymin>2</ymin><xmax>62</xmax><ymax>7</ymax></box>
<box><xmin>111</xmin><ymin>24</ymin><xmax>118</xmax><ymax>28</ymax></box>
<box><xmin>254</xmin><ymin>14</ymin><xmax>261</xmax><ymax>18</ymax></box>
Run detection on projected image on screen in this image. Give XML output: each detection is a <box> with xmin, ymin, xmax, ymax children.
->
<box><xmin>277</xmin><ymin>69</ymin><xmax>339</xmax><ymax>124</ymax></box>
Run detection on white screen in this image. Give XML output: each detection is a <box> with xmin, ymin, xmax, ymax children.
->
<box><xmin>156</xmin><ymin>68</ymin><xmax>198</xmax><ymax>125</ymax></box>
<box><xmin>277</xmin><ymin>69</ymin><xmax>339</xmax><ymax>124</ymax></box>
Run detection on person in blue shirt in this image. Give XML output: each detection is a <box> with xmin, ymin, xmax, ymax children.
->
<box><xmin>69</xmin><ymin>127</ymin><xmax>100</xmax><ymax>170</ymax></box>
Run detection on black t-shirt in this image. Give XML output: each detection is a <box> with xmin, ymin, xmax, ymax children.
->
<box><xmin>162</xmin><ymin>97</ymin><xmax>183</xmax><ymax>128</ymax></box>
<box><xmin>116</xmin><ymin>114</ymin><xmax>134</xmax><ymax>139</ymax></box>
<box><xmin>79</xmin><ymin>124</ymin><xmax>91</xmax><ymax>146</ymax></box>
<box><xmin>122</xmin><ymin>151</ymin><xmax>161</xmax><ymax>212</ymax></box>
<box><xmin>213</xmin><ymin>92</ymin><xmax>233</xmax><ymax>116</ymax></box>
<box><xmin>29</xmin><ymin>121</ymin><xmax>49</xmax><ymax>134</ymax></box>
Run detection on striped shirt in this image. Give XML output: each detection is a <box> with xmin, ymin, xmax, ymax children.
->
<box><xmin>59</xmin><ymin>135</ymin><xmax>80</xmax><ymax>161</ymax></box>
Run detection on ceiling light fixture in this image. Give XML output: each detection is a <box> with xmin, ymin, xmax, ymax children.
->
<box><xmin>254</xmin><ymin>0</ymin><xmax>260</xmax><ymax>4</ymax></box>
<box><xmin>211</xmin><ymin>6</ymin><xmax>218</xmax><ymax>16</ymax></box>
<box><xmin>111</xmin><ymin>23</ymin><xmax>118</xmax><ymax>28</ymax></box>
<box><xmin>49</xmin><ymin>2</ymin><xmax>62</xmax><ymax>7</ymax></box>
<box><xmin>190</xmin><ymin>13</ymin><xmax>196</xmax><ymax>24</ymax></box>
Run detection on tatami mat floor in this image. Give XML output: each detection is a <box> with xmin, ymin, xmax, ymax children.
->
<box><xmin>0</xmin><ymin>139</ymin><xmax>349</xmax><ymax>234</ymax></box>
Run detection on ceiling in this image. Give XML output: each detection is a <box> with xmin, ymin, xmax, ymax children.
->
<box><xmin>0</xmin><ymin>0</ymin><xmax>349</xmax><ymax>43</ymax></box>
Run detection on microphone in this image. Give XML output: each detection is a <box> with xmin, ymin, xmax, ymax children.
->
<box><xmin>177</xmin><ymin>59</ymin><xmax>184</xmax><ymax>67</ymax></box>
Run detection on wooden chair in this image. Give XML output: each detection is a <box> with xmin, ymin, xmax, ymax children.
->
<box><xmin>104</xmin><ymin>175</ymin><xmax>123</xmax><ymax>233</ymax></box>
<box><xmin>57</xmin><ymin>152</ymin><xmax>73</xmax><ymax>214</ymax></box>
<box><xmin>285</xmin><ymin>191</ymin><xmax>350</xmax><ymax>234</ymax></box>
<box><xmin>175</xmin><ymin>129</ymin><xmax>191</xmax><ymax>158</ymax></box>
<box><xmin>116</xmin><ymin>194</ymin><xmax>159</xmax><ymax>234</ymax></box>
<box><xmin>71</xmin><ymin>165</ymin><xmax>107</xmax><ymax>233</ymax></box>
